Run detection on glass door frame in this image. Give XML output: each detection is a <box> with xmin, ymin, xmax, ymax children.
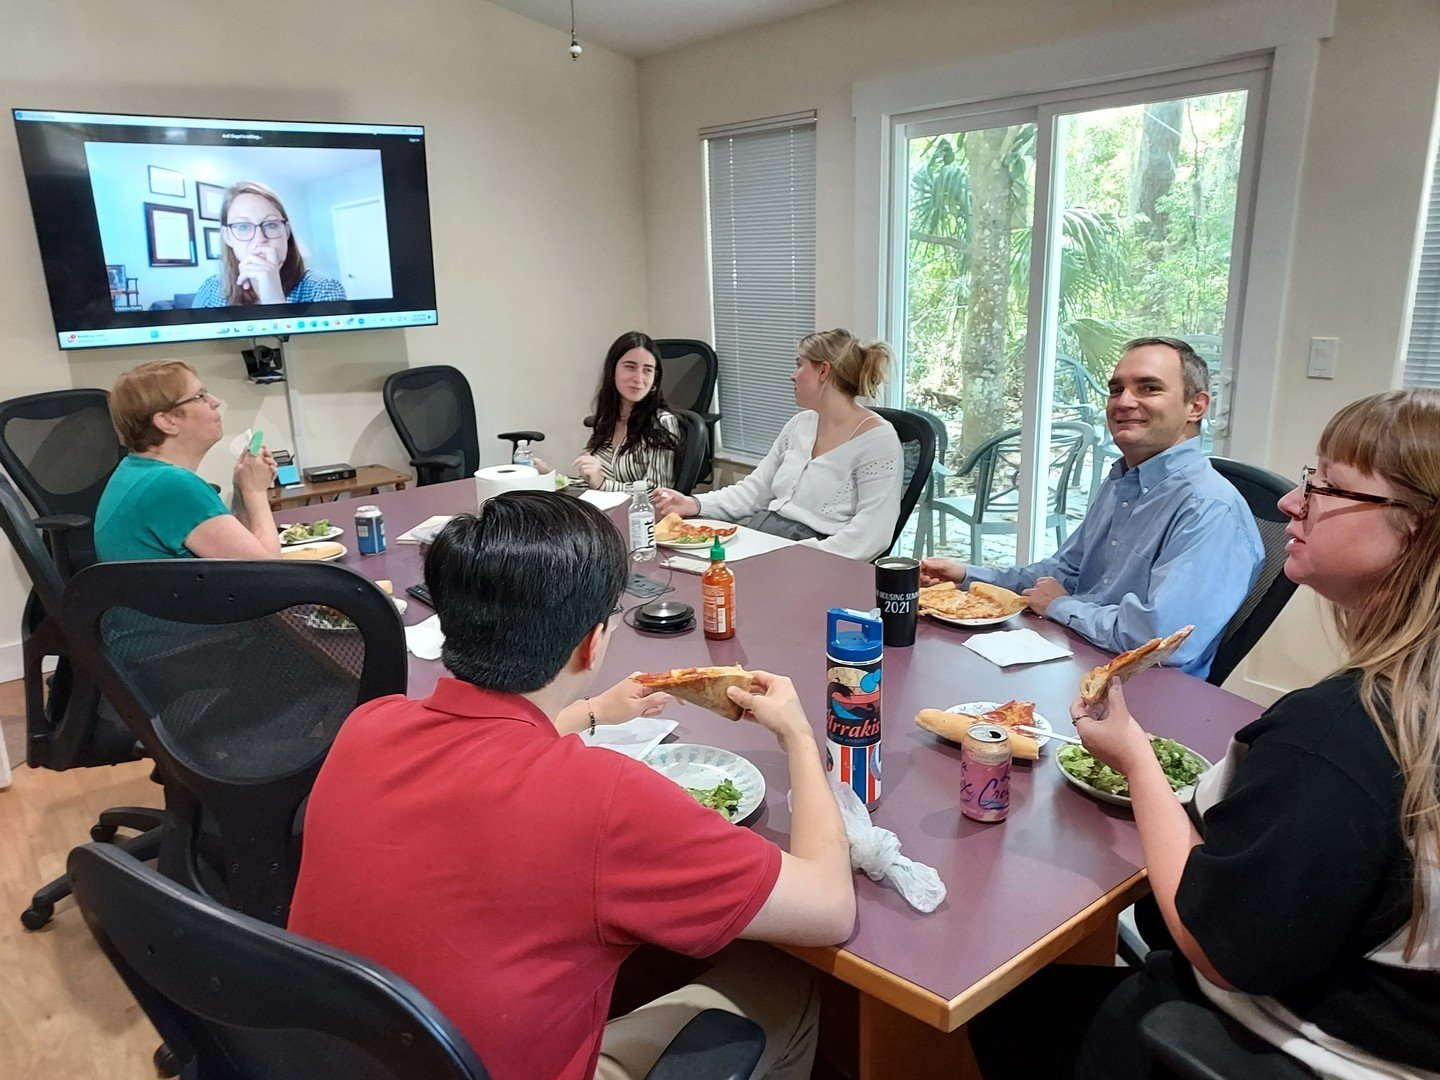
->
<box><xmin>886</xmin><ymin>58</ymin><xmax>1270</xmax><ymax>565</ymax></box>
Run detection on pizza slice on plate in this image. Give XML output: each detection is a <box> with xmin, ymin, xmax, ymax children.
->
<box><xmin>634</xmin><ymin>665</ymin><xmax>755</xmax><ymax>721</ymax></box>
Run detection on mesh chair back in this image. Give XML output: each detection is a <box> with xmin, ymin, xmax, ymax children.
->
<box><xmin>654</xmin><ymin>340</ymin><xmax>718</xmax><ymax>416</ymax></box>
<box><xmin>0</xmin><ymin>389</ymin><xmax>124</xmax><ymax>571</ymax></box>
<box><xmin>872</xmin><ymin>408</ymin><xmax>936</xmax><ymax>552</ymax></box>
<box><xmin>63</xmin><ymin>560</ymin><xmax>407</xmax><ymax>924</ymax></box>
<box><xmin>0</xmin><ymin>475</ymin><xmax>134</xmax><ymax>769</ymax></box>
<box><xmin>383</xmin><ymin>366</ymin><xmax>479</xmax><ymax>484</ymax></box>
<box><xmin>69</xmin><ymin>843</ymin><xmax>489</xmax><ymax>1080</ymax></box>
<box><xmin>672</xmin><ymin>409</ymin><xmax>709</xmax><ymax>495</ymax></box>
<box><xmin>1207</xmin><ymin>457</ymin><xmax>1299</xmax><ymax>685</ymax></box>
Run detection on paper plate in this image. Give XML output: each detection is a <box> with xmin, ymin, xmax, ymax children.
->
<box><xmin>646</xmin><ymin>743</ymin><xmax>765</xmax><ymax>825</ymax></box>
<box><xmin>944</xmin><ymin>700</ymin><xmax>1053</xmax><ymax>750</ymax></box>
<box><xmin>1055</xmin><ymin>742</ymin><xmax>1211</xmax><ymax>807</ymax></box>
<box><xmin>655</xmin><ymin>520</ymin><xmax>739</xmax><ymax>550</ymax></box>
<box><xmin>926</xmin><ymin>608</ymin><xmax>1024</xmax><ymax>629</ymax></box>
<box><xmin>280</xmin><ymin>541</ymin><xmax>346</xmax><ymax>562</ymax></box>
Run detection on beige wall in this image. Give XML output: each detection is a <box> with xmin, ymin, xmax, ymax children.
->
<box><xmin>0</xmin><ymin>0</ymin><xmax>649</xmax><ymax>672</ymax></box>
<box><xmin>638</xmin><ymin>0</ymin><xmax>1440</xmax><ymax>700</ymax></box>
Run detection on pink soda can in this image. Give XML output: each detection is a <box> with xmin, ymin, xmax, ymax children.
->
<box><xmin>960</xmin><ymin>723</ymin><xmax>1012</xmax><ymax>823</ymax></box>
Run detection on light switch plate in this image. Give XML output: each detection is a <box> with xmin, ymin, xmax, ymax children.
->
<box><xmin>1308</xmin><ymin>337</ymin><xmax>1338</xmax><ymax>379</ymax></box>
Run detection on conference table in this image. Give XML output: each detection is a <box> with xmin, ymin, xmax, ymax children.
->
<box><xmin>313</xmin><ymin>477</ymin><xmax>1264</xmax><ymax>1079</ymax></box>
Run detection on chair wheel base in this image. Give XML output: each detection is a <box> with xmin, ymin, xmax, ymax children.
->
<box><xmin>21</xmin><ymin>902</ymin><xmax>53</xmax><ymax>930</ymax></box>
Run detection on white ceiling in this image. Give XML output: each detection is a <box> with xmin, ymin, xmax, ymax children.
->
<box><xmin>488</xmin><ymin>0</ymin><xmax>852</xmax><ymax>59</ymax></box>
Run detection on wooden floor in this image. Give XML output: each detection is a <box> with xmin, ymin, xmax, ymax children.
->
<box><xmin>0</xmin><ymin>678</ymin><xmax>163</xmax><ymax>1079</ymax></box>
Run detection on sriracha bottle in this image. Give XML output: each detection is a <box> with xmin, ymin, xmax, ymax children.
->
<box><xmin>701</xmin><ymin>538</ymin><xmax>735</xmax><ymax>640</ymax></box>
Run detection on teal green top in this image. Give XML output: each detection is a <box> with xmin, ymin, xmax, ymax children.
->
<box><xmin>94</xmin><ymin>454</ymin><xmax>229</xmax><ymax>561</ymax></box>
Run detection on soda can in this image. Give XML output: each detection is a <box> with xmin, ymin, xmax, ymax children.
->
<box><xmin>355</xmin><ymin>504</ymin><xmax>386</xmax><ymax>555</ymax></box>
<box><xmin>960</xmin><ymin>723</ymin><xmax>1012</xmax><ymax>823</ymax></box>
<box><xmin>825</xmin><ymin>608</ymin><xmax>883</xmax><ymax>809</ymax></box>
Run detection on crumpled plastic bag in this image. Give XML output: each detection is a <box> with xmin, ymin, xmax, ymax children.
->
<box><xmin>802</xmin><ymin>780</ymin><xmax>946</xmax><ymax>913</ymax></box>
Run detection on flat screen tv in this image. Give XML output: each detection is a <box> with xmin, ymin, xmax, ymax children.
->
<box><xmin>13</xmin><ymin>108</ymin><xmax>438</xmax><ymax>350</ymax></box>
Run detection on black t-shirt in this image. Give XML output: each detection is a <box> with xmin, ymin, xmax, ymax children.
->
<box><xmin>1175</xmin><ymin>671</ymin><xmax>1440</xmax><ymax>1071</ymax></box>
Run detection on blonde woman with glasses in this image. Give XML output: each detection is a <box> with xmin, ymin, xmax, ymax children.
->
<box><xmin>94</xmin><ymin>360</ymin><xmax>281</xmax><ymax>561</ymax></box>
<box><xmin>193</xmin><ymin>180</ymin><xmax>345</xmax><ymax>307</ymax></box>
<box><xmin>970</xmin><ymin>389</ymin><xmax>1440</xmax><ymax>1079</ymax></box>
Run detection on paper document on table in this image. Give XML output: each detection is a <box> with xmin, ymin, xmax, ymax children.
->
<box><xmin>396</xmin><ymin>515</ymin><xmax>454</xmax><ymax>545</ymax></box>
<box><xmin>579</xmin><ymin>490</ymin><xmax>630</xmax><ymax>511</ymax></box>
<box><xmin>962</xmin><ymin>628</ymin><xmax>1073</xmax><ymax>667</ymax></box>
<box><xmin>405</xmin><ymin>614</ymin><xmax>444</xmax><ymax>660</ymax></box>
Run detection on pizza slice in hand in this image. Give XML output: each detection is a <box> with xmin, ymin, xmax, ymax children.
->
<box><xmin>634</xmin><ymin>665</ymin><xmax>756</xmax><ymax>721</ymax></box>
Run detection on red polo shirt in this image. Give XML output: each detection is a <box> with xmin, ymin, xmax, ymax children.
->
<box><xmin>288</xmin><ymin>679</ymin><xmax>782</xmax><ymax>1080</ymax></box>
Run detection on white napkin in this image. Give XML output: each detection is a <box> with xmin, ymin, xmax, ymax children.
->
<box><xmin>396</xmin><ymin>515</ymin><xmax>453</xmax><ymax>544</ymax></box>
<box><xmin>404</xmin><ymin>614</ymin><xmax>445</xmax><ymax>660</ymax></box>
<box><xmin>228</xmin><ymin>429</ymin><xmax>254</xmax><ymax>459</ymax></box>
<box><xmin>580</xmin><ymin>490</ymin><xmax>631</xmax><ymax>511</ymax></box>
<box><xmin>578</xmin><ymin>716</ymin><xmax>678</xmax><ymax>760</ymax></box>
<box><xmin>828</xmin><ymin>780</ymin><xmax>945</xmax><ymax>913</ymax></box>
<box><xmin>962</xmin><ymin>628</ymin><xmax>1073</xmax><ymax>667</ymax></box>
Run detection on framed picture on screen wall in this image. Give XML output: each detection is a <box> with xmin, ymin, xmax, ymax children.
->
<box><xmin>148</xmin><ymin>165</ymin><xmax>186</xmax><ymax>198</ymax></box>
<box><xmin>204</xmin><ymin>227</ymin><xmax>222</xmax><ymax>260</ymax></box>
<box><xmin>197</xmin><ymin>181</ymin><xmax>225</xmax><ymax>221</ymax></box>
<box><xmin>145</xmin><ymin>203</ymin><xmax>197</xmax><ymax>267</ymax></box>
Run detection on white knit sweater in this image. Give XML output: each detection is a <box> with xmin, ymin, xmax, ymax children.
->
<box><xmin>696</xmin><ymin>411</ymin><xmax>903</xmax><ymax>561</ymax></box>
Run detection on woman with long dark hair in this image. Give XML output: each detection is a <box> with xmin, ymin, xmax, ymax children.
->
<box><xmin>539</xmin><ymin>331</ymin><xmax>683</xmax><ymax>491</ymax></box>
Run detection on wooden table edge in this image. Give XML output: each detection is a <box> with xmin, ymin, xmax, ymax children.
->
<box><xmin>778</xmin><ymin>869</ymin><xmax>1150</xmax><ymax>1033</ymax></box>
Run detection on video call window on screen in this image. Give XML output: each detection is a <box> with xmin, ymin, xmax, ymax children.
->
<box><xmin>13</xmin><ymin>109</ymin><xmax>439</xmax><ymax>350</ymax></box>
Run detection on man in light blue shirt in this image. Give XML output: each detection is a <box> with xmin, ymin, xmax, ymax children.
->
<box><xmin>921</xmin><ymin>337</ymin><xmax>1263</xmax><ymax>678</ymax></box>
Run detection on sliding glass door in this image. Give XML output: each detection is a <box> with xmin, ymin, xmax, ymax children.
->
<box><xmin>894</xmin><ymin>62</ymin><xmax>1263</xmax><ymax>565</ymax></box>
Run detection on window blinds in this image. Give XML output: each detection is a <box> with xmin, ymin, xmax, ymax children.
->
<box><xmin>1403</xmin><ymin>135</ymin><xmax>1440</xmax><ymax>389</ymax></box>
<box><xmin>704</xmin><ymin>116</ymin><xmax>816</xmax><ymax>457</ymax></box>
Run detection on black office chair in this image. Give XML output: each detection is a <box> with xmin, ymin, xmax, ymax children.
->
<box><xmin>62</xmin><ymin>559</ymin><xmax>408</xmax><ymax>926</ymax></box>
<box><xmin>655</xmin><ymin>339</ymin><xmax>723</xmax><ymax>483</ymax></box>
<box><xmin>0</xmin><ymin>476</ymin><xmax>161</xmax><ymax>930</ymax></box>
<box><xmin>1139</xmin><ymin>1000</ymin><xmax>1316</xmax><ymax>1079</ymax></box>
<box><xmin>672</xmin><ymin>408</ymin><xmax>710</xmax><ymax>496</ymax></box>
<box><xmin>0</xmin><ymin>388</ymin><xmax>124</xmax><ymax>577</ymax></box>
<box><xmin>872</xmin><ymin>407</ymin><xmax>936</xmax><ymax>555</ymax></box>
<box><xmin>1206</xmin><ymin>457</ymin><xmax>1299</xmax><ymax>686</ymax></box>
<box><xmin>71</xmin><ymin>843</ymin><xmax>766</xmax><ymax>1080</ymax></box>
<box><xmin>383</xmin><ymin>366</ymin><xmax>543</xmax><ymax>486</ymax></box>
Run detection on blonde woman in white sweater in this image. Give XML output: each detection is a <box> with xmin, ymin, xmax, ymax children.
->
<box><xmin>652</xmin><ymin>329</ymin><xmax>902</xmax><ymax>562</ymax></box>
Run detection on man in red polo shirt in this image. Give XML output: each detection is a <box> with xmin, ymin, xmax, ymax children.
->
<box><xmin>289</xmin><ymin>491</ymin><xmax>854</xmax><ymax>1079</ymax></box>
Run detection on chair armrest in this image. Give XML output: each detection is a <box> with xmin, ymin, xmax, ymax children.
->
<box><xmin>643</xmin><ymin>1009</ymin><xmax>765</xmax><ymax>1080</ymax></box>
<box><xmin>496</xmin><ymin>429</ymin><xmax>546</xmax><ymax>446</ymax></box>
<box><xmin>33</xmin><ymin>513</ymin><xmax>90</xmax><ymax>535</ymax></box>
<box><xmin>1138</xmin><ymin>1001</ymin><xmax>1315</xmax><ymax>1080</ymax></box>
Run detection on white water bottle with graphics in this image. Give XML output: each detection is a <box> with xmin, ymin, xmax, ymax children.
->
<box><xmin>627</xmin><ymin>482</ymin><xmax>656</xmax><ymax>562</ymax></box>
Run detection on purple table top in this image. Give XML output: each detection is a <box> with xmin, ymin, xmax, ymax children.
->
<box><xmin>322</xmin><ymin>479</ymin><xmax>1265</xmax><ymax>1023</ymax></box>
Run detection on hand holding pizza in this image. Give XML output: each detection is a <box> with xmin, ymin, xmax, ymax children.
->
<box><xmin>726</xmin><ymin>671</ymin><xmax>812</xmax><ymax>748</ymax></box>
<box><xmin>591</xmin><ymin>676</ymin><xmax>672</xmax><ymax>726</ymax></box>
<box><xmin>1070</xmin><ymin>682</ymin><xmax>1150</xmax><ymax>774</ymax></box>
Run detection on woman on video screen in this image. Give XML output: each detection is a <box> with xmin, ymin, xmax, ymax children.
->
<box><xmin>193</xmin><ymin>180</ymin><xmax>346</xmax><ymax>307</ymax></box>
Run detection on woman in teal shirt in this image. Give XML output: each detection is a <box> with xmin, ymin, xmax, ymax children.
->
<box><xmin>94</xmin><ymin>360</ymin><xmax>282</xmax><ymax>561</ymax></box>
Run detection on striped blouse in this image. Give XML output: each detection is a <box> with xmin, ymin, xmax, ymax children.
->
<box><xmin>590</xmin><ymin>411</ymin><xmax>681</xmax><ymax>492</ymax></box>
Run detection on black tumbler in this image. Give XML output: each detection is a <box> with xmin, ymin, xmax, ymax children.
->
<box><xmin>875</xmin><ymin>556</ymin><xmax>920</xmax><ymax>647</ymax></box>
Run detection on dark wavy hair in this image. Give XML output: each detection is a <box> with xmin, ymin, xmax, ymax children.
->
<box><xmin>586</xmin><ymin>331</ymin><xmax>684</xmax><ymax>456</ymax></box>
<box><xmin>424</xmin><ymin>492</ymin><xmax>627</xmax><ymax>693</ymax></box>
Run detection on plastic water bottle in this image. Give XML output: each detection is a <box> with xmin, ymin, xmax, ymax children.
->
<box><xmin>512</xmin><ymin>439</ymin><xmax>534</xmax><ymax>467</ymax></box>
<box><xmin>628</xmin><ymin>482</ymin><xmax>656</xmax><ymax>562</ymax></box>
